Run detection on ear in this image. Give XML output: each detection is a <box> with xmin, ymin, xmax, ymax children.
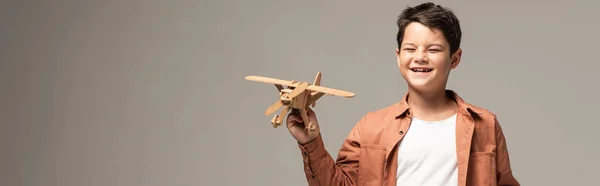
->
<box><xmin>450</xmin><ymin>48</ymin><xmax>462</xmax><ymax>69</ymax></box>
<box><xmin>396</xmin><ymin>48</ymin><xmax>401</xmax><ymax>67</ymax></box>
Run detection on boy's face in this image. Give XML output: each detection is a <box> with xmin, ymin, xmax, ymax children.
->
<box><xmin>396</xmin><ymin>22</ymin><xmax>462</xmax><ymax>93</ymax></box>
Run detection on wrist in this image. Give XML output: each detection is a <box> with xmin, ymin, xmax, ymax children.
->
<box><xmin>298</xmin><ymin>132</ymin><xmax>321</xmax><ymax>145</ymax></box>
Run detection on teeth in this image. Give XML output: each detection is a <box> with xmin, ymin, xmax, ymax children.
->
<box><xmin>412</xmin><ymin>69</ymin><xmax>432</xmax><ymax>72</ymax></box>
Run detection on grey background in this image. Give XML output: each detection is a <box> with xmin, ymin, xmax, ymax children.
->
<box><xmin>2</xmin><ymin>0</ymin><xmax>599</xmax><ymax>185</ymax></box>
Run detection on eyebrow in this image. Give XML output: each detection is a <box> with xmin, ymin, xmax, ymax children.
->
<box><xmin>401</xmin><ymin>43</ymin><xmax>445</xmax><ymax>48</ymax></box>
<box><xmin>428</xmin><ymin>44</ymin><xmax>444</xmax><ymax>48</ymax></box>
<box><xmin>401</xmin><ymin>43</ymin><xmax>416</xmax><ymax>47</ymax></box>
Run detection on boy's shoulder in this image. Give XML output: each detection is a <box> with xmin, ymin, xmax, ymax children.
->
<box><xmin>451</xmin><ymin>96</ymin><xmax>505</xmax><ymax>131</ymax></box>
<box><xmin>359</xmin><ymin>101</ymin><xmax>407</xmax><ymax>123</ymax></box>
<box><xmin>462</xmin><ymin>102</ymin><xmax>496</xmax><ymax>117</ymax></box>
<box><xmin>368</xmin><ymin>102</ymin><xmax>405</xmax><ymax>117</ymax></box>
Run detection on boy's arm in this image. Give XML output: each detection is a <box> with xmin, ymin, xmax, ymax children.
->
<box><xmin>494</xmin><ymin>117</ymin><xmax>520</xmax><ymax>186</ymax></box>
<box><xmin>297</xmin><ymin>116</ymin><xmax>365</xmax><ymax>186</ymax></box>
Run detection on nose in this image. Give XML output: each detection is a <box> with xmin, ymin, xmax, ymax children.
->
<box><xmin>413</xmin><ymin>50</ymin><xmax>428</xmax><ymax>63</ymax></box>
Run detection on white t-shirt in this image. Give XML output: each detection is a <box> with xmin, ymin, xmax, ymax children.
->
<box><xmin>396</xmin><ymin>114</ymin><xmax>458</xmax><ymax>186</ymax></box>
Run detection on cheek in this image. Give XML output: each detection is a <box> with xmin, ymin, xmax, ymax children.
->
<box><xmin>398</xmin><ymin>56</ymin><xmax>412</xmax><ymax>67</ymax></box>
<box><xmin>431</xmin><ymin>57</ymin><xmax>452</xmax><ymax>69</ymax></box>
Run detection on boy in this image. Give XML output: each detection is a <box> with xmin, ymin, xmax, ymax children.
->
<box><xmin>286</xmin><ymin>2</ymin><xmax>520</xmax><ymax>186</ymax></box>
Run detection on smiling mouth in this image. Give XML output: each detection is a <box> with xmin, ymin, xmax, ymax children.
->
<box><xmin>410</xmin><ymin>68</ymin><xmax>433</xmax><ymax>72</ymax></box>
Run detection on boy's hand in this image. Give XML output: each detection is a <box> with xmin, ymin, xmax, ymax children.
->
<box><xmin>286</xmin><ymin>108</ymin><xmax>320</xmax><ymax>145</ymax></box>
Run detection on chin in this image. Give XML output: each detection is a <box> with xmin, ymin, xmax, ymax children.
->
<box><xmin>406</xmin><ymin>80</ymin><xmax>438</xmax><ymax>93</ymax></box>
<box><xmin>406</xmin><ymin>78</ymin><xmax>431</xmax><ymax>87</ymax></box>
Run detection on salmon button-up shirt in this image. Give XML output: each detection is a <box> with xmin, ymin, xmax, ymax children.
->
<box><xmin>298</xmin><ymin>90</ymin><xmax>520</xmax><ymax>186</ymax></box>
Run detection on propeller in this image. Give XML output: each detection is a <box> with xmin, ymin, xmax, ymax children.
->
<box><xmin>263</xmin><ymin>82</ymin><xmax>309</xmax><ymax>116</ymax></box>
<box><xmin>288</xmin><ymin>82</ymin><xmax>308</xmax><ymax>98</ymax></box>
<box><xmin>264</xmin><ymin>99</ymin><xmax>283</xmax><ymax>116</ymax></box>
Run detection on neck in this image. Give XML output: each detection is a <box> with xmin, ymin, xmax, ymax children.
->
<box><xmin>406</xmin><ymin>88</ymin><xmax>457</xmax><ymax>119</ymax></box>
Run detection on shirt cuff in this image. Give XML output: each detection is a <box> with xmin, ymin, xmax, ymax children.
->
<box><xmin>298</xmin><ymin>134</ymin><xmax>328</xmax><ymax>163</ymax></box>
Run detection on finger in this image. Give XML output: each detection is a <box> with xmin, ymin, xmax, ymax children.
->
<box><xmin>287</xmin><ymin>109</ymin><xmax>302</xmax><ymax>120</ymax></box>
<box><xmin>287</xmin><ymin>121</ymin><xmax>304</xmax><ymax>129</ymax></box>
<box><xmin>287</xmin><ymin>111</ymin><xmax>302</xmax><ymax>122</ymax></box>
<box><xmin>287</xmin><ymin>115</ymin><xmax>302</xmax><ymax>124</ymax></box>
<box><xmin>287</xmin><ymin>119</ymin><xmax>306</xmax><ymax>130</ymax></box>
<box><xmin>286</xmin><ymin>110</ymin><xmax>304</xmax><ymax>128</ymax></box>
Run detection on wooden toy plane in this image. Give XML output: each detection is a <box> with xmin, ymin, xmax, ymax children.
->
<box><xmin>245</xmin><ymin>72</ymin><xmax>355</xmax><ymax>131</ymax></box>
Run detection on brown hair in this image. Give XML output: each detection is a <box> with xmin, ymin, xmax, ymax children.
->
<box><xmin>396</xmin><ymin>2</ymin><xmax>462</xmax><ymax>55</ymax></box>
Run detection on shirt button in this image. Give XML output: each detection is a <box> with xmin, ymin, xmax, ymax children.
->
<box><xmin>399</xmin><ymin>131</ymin><xmax>404</xmax><ymax>135</ymax></box>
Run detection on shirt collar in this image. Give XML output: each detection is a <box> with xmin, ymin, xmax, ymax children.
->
<box><xmin>394</xmin><ymin>89</ymin><xmax>482</xmax><ymax>119</ymax></box>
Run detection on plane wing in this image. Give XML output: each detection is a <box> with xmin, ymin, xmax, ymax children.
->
<box><xmin>245</xmin><ymin>75</ymin><xmax>355</xmax><ymax>98</ymax></box>
<box><xmin>306</xmin><ymin>84</ymin><xmax>354</xmax><ymax>98</ymax></box>
<box><xmin>245</xmin><ymin>76</ymin><xmax>298</xmax><ymax>88</ymax></box>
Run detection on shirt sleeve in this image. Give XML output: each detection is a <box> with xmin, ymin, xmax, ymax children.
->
<box><xmin>494</xmin><ymin>116</ymin><xmax>520</xmax><ymax>186</ymax></box>
<box><xmin>297</xmin><ymin>115</ymin><xmax>366</xmax><ymax>186</ymax></box>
